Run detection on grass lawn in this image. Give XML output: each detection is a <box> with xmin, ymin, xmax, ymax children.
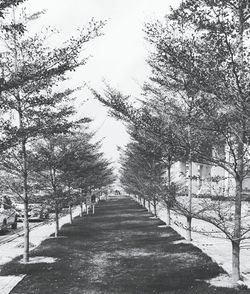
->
<box><xmin>1</xmin><ymin>196</ymin><xmax>249</xmax><ymax>294</ymax></box>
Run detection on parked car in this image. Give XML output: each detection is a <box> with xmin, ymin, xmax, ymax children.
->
<box><xmin>0</xmin><ymin>196</ymin><xmax>17</xmax><ymax>232</ymax></box>
<box><xmin>16</xmin><ymin>203</ymin><xmax>49</xmax><ymax>222</ymax></box>
<box><xmin>29</xmin><ymin>204</ymin><xmax>49</xmax><ymax>221</ymax></box>
<box><xmin>15</xmin><ymin>203</ymin><xmax>24</xmax><ymax>222</ymax></box>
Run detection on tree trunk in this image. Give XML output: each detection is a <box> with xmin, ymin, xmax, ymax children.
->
<box><xmin>14</xmin><ymin>6</ymin><xmax>30</xmax><ymax>262</ymax></box>
<box><xmin>154</xmin><ymin>205</ymin><xmax>157</xmax><ymax>217</ymax></box>
<box><xmin>143</xmin><ymin>198</ymin><xmax>146</xmax><ymax>208</ymax></box>
<box><xmin>186</xmin><ymin>216</ymin><xmax>192</xmax><ymax>242</ymax></box>
<box><xmin>148</xmin><ymin>200</ymin><xmax>151</xmax><ymax>212</ymax></box>
<box><xmin>187</xmin><ymin>151</ymin><xmax>193</xmax><ymax>241</ymax></box>
<box><xmin>69</xmin><ymin>204</ymin><xmax>73</xmax><ymax>224</ymax></box>
<box><xmin>232</xmin><ymin>240</ymin><xmax>240</xmax><ymax>285</ymax></box>
<box><xmin>86</xmin><ymin>203</ymin><xmax>89</xmax><ymax>215</ymax></box>
<box><xmin>22</xmin><ymin>140</ymin><xmax>29</xmax><ymax>263</ymax></box>
<box><xmin>230</xmin><ymin>5</ymin><xmax>244</xmax><ymax>286</ymax></box>
<box><xmin>80</xmin><ymin>203</ymin><xmax>83</xmax><ymax>217</ymax></box>
<box><xmin>153</xmin><ymin>197</ymin><xmax>157</xmax><ymax>217</ymax></box>
<box><xmin>55</xmin><ymin>206</ymin><xmax>59</xmax><ymax>238</ymax></box>
<box><xmin>231</xmin><ymin>177</ymin><xmax>243</xmax><ymax>284</ymax></box>
<box><xmin>166</xmin><ymin>206</ymin><xmax>171</xmax><ymax>226</ymax></box>
<box><xmin>23</xmin><ymin>200</ymin><xmax>29</xmax><ymax>263</ymax></box>
<box><xmin>92</xmin><ymin>204</ymin><xmax>95</xmax><ymax>214</ymax></box>
<box><xmin>166</xmin><ymin>165</ymin><xmax>171</xmax><ymax>226</ymax></box>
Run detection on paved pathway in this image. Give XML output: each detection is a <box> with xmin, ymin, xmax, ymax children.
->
<box><xmin>0</xmin><ymin>275</ymin><xmax>25</xmax><ymax>294</ymax></box>
<box><xmin>0</xmin><ymin>208</ymin><xmax>81</xmax><ymax>293</ymax></box>
<box><xmin>0</xmin><ymin>195</ymin><xmax>232</xmax><ymax>293</ymax></box>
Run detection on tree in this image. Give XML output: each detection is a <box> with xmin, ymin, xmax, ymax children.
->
<box><xmin>0</xmin><ymin>4</ymin><xmax>105</xmax><ymax>262</ymax></box>
<box><xmin>69</xmin><ymin>141</ymin><xmax>115</xmax><ymax>209</ymax></box>
<box><xmin>31</xmin><ymin>131</ymin><xmax>89</xmax><ymax>237</ymax></box>
<box><xmin>135</xmin><ymin>99</ymin><xmax>185</xmax><ymax>225</ymax></box>
<box><xmin>31</xmin><ymin>135</ymin><xmax>69</xmax><ymax>238</ymax></box>
<box><xmin>32</xmin><ymin>130</ymin><xmax>115</xmax><ymax>235</ymax></box>
<box><xmin>120</xmin><ymin>123</ymin><xmax>167</xmax><ymax>217</ymax></box>
<box><xmin>93</xmin><ymin>86</ymin><xmax>192</xmax><ymax>227</ymax></box>
<box><xmin>144</xmin><ymin>0</ymin><xmax>250</xmax><ymax>285</ymax></box>
<box><xmin>0</xmin><ymin>0</ymin><xmax>25</xmax><ymax>17</ymax></box>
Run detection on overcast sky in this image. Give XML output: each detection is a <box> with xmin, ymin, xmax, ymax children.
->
<box><xmin>25</xmin><ymin>0</ymin><xmax>180</xmax><ymax>167</ymax></box>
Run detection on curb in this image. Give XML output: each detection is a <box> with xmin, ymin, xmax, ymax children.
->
<box><xmin>0</xmin><ymin>208</ymin><xmax>83</xmax><ymax>293</ymax></box>
<box><xmin>0</xmin><ymin>275</ymin><xmax>26</xmax><ymax>294</ymax></box>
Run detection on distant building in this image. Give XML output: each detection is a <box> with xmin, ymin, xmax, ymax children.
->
<box><xmin>171</xmin><ymin>157</ymin><xmax>250</xmax><ymax>198</ymax></box>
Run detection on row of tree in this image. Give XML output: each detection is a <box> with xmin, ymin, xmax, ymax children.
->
<box><xmin>0</xmin><ymin>0</ymin><xmax>114</xmax><ymax>263</ymax></box>
<box><xmin>94</xmin><ymin>0</ymin><xmax>250</xmax><ymax>287</ymax></box>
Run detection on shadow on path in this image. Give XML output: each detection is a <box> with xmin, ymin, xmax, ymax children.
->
<box><xmin>1</xmin><ymin>195</ymin><xmax>246</xmax><ymax>294</ymax></box>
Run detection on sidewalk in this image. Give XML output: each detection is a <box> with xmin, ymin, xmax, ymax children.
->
<box><xmin>0</xmin><ymin>196</ymin><xmax>247</xmax><ymax>293</ymax></box>
<box><xmin>0</xmin><ymin>207</ymin><xmax>81</xmax><ymax>294</ymax></box>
